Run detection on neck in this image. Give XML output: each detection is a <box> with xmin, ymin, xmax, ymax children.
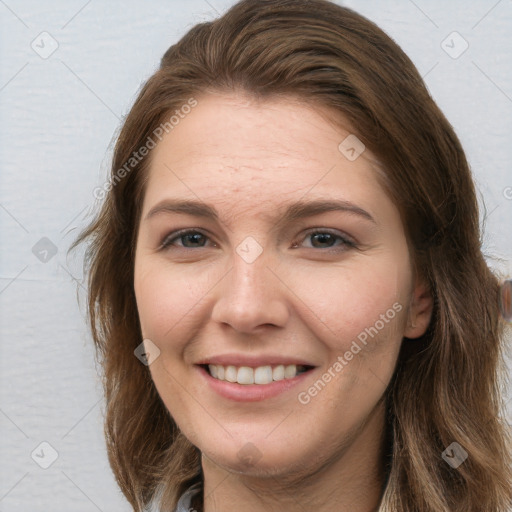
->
<box><xmin>199</xmin><ymin>400</ymin><xmax>389</xmax><ymax>512</ymax></box>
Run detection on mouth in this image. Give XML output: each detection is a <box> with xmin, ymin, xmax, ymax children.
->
<box><xmin>196</xmin><ymin>362</ymin><xmax>317</xmax><ymax>402</ymax></box>
<box><xmin>199</xmin><ymin>363</ymin><xmax>315</xmax><ymax>385</ymax></box>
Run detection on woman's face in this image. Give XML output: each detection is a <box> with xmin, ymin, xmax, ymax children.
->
<box><xmin>134</xmin><ymin>91</ymin><xmax>431</xmax><ymax>479</ymax></box>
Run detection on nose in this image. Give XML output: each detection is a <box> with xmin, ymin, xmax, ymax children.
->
<box><xmin>210</xmin><ymin>245</ymin><xmax>290</xmax><ymax>333</ymax></box>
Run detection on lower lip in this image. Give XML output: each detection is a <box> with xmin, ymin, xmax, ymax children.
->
<box><xmin>196</xmin><ymin>365</ymin><xmax>316</xmax><ymax>402</ymax></box>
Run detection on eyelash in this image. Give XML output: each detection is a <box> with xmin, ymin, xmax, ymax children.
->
<box><xmin>159</xmin><ymin>228</ymin><xmax>357</xmax><ymax>252</ymax></box>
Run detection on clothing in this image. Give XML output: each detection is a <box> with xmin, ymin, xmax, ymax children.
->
<box><xmin>146</xmin><ymin>482</ymin><xmax>202</xmax><ymax>512</ymax></box>
<box><xmin>173</xmin><ymin>483</ymin><xmax>201</xmax><ymax>512</ymax></box>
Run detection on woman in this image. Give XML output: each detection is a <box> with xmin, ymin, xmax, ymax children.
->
<box><xmin>70</xmin><ymin>0</ymin><xmax>512</xmax><ymax>510</ymax></box>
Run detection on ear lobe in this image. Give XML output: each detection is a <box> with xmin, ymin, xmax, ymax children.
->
<box><xmin>404</xmin><ymin>279</ymin><xmax>434</xmax><ymax>339</ymax></box>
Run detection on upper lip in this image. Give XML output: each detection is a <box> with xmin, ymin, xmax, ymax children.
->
<box><xmin>195</xmin><ymin>354</ymin><xmax>317</xmax><ymax>367</ymax></box>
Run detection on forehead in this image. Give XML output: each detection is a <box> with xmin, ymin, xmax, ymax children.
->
<box><xmin>143</xmin><ymin>91</ymin><xmax>389</xmax><ymax>222</ymax></box>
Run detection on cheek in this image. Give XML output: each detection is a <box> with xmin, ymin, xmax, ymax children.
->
<box><xmin>133</xmin><ymin>259</ymin><xmax>212</xmax><ymax>416</ymax></box>
<box><xmin>134</xmin><ymin>259</ymin><xmax>214</xmax><ymax>346</ymax></box>
<box><xmin>289</xmin><ymin>259</ymin><xmax>407</xmax><ymax>417</ymax></box>
<box><xmin>279</xmin><ymin>253</ymin><xmax>407</xmax><ymax>353</ymax></box>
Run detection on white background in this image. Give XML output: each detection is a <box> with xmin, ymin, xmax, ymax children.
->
<box><xmin>1</xmin><ymin>1</ymin><xmax>511</xmax><ymax>510</ymax></box>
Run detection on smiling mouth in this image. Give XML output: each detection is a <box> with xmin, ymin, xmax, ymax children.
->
<box><xmin>200</xmin><ymin>364</ymin><xmax>314</xmax><ymax>385</ymax></box>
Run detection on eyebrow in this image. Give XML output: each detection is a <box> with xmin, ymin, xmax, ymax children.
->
<box><xmin>144</xmin><ymin>198</ymin><xmax>376</xmax><ymax>225</ymax></box>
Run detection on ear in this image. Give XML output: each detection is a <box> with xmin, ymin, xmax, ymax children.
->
<box><xmin>404</xmin><ymin>278</ymin><xmax>433</xmax><ymax>339</ymax></box>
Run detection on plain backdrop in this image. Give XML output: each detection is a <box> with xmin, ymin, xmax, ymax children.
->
<box><xmin>1</xmin><ymin>1</ymin><xmax>511</xmax><ymax>510</ymax></box>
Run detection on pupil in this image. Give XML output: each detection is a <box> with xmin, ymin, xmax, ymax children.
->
<box><xmin>185</xmin><ymin>233</ymin><xmax>204</xmax><ymax>247</ymax></box>
<box><xmin>312</xmin><ymin>233</ymin><xmax>334</xmax><ymax>248</ymax></box>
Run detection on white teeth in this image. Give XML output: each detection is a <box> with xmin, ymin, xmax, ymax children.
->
<box><xmin>272</xmin><ymin>365</ymin><xmax>285</xmax><ymax>381</ymax></box>
<box><xmin>225</xmin><ymin>365</ymin><xmax>237</xmax><ymax>382</ymax></box>
<box><xmin>237</xmin><ymin>366</ymin><xmax>254</xmax><ymax>384</ymax></box>
<box><xmin>284</xmin><ymin>364</ymin><xmax>297</xmax><ymax>378</ymax></box>
<box><xmin>207</xmin><ymin>363</ymin><xmax>308</xmax><ymax>385</ymax></box>
<box><xmin>254</xmin><ymin>365</ymin><xmax>273</xmax><ymax>384</ymax></box>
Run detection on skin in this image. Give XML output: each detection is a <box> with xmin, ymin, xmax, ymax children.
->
<box><xmin>133</xmin><ymin>90</ymin><xmax>433</xmax><ymax>512</ymax></box>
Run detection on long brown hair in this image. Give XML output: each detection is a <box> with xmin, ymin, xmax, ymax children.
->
<box><xmin>70</xmin><ymin>1</ymin><xmax>512</xmax><ymax>510</ymax></box>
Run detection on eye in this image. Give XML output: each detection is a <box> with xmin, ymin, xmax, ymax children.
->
<box><xmin>295</xmin><ymin>229</ymin><xmax>356</xmax><ymax>251</ymax></box>
<box><xmin>160</xmin><ymin>229</ymin><xmax>214</xmax><ymax>250</ymax></box>
<box><xmin>159</xmin><ymin>228</ymin><xmax>357</xmax><ymax>252</ymax></box>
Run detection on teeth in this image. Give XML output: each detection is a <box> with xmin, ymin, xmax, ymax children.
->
<box><xmin>254</xmin><ymin>365</ymin><xmax>273</xmax><ymax>384</ymax></box>
<box><xmin>284</xmin><ymin>364</ymin><xmax>297</xmax><ymax>378</ymax></box>
<box><xmin>207</xmin><ymin>363</ymin><xmax>308</xmax><ymax>385</ymax></box>
<box><xmin>225</xmin><ymin>365</ymin><xmax>237</xmax><ymax>383</ymax></box>
<box><xmin>237</xmin><ymin>366</ymin><xmax>254</xmax><ymax>385</ymax></box>
<box><xmin>272</xmin><ymin>365</ymin><xmax>285</xmax><ymax>380</ymax></box>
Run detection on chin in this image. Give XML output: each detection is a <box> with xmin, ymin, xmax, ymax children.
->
<box><xmin>197</xmin><ymin>432</ymin><xmax>319</xmax><ymax>477</ymax></box>
<box><xmin>206</xmin><ymin>449</ymin><xmax>307</xmax><ymax>478</ymax></box>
